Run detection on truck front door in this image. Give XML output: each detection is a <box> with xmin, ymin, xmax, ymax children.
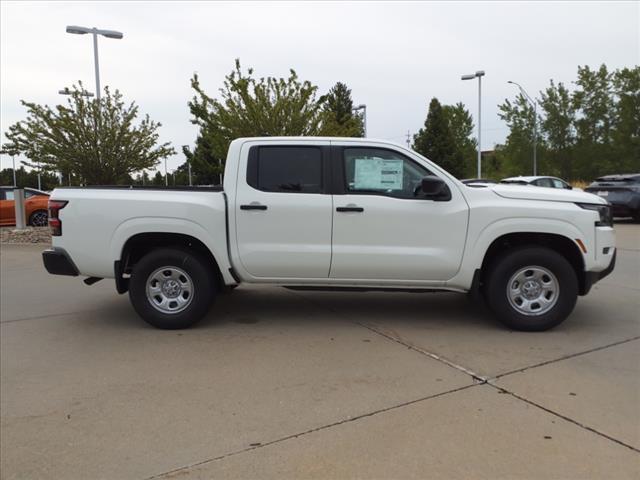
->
<box><xmin>329</xmin><ymin>145</ymin><xmax>469</xmax><ymax>281</ymax></box>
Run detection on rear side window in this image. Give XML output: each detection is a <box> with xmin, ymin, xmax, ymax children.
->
<box><xmin>247</xmin><ymin>146</ymin><xmax>322</xmax><ymax>193</ymax></box>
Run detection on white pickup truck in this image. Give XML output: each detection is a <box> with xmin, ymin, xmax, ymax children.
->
<box><xmin>43</xmin><ymin>137</ymin><xmax>616</xmax><ymax>331</ymax></box>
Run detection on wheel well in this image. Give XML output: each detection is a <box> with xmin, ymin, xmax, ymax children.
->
<box><xmin>117</xmin><ymin>233</ymin><xmax>224</xmax><ymax>293</ymax></box>
<box><xmin>480</xmin><ymin>232</ymin><xmax>588</xmax><ymax>295</ymax></box>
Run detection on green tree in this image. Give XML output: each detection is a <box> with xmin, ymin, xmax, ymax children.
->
<box><xmin>188</xmin><ymin>59</ymin><xmax>326</xmax><ymax>174</ymax></box>
<box><xmin>442</xmin><ymin>102</ymin><xmax>476</xmax><ymax>177</ymax></box>
<box><xmin>611</xmin><ymin>66</ymin><xmax>640</xmax><ymax>173</ymax></box>
<box><xmin>497</xmin><ymin>93</ymin><xmax>543</xmax><ymax>177</ymax></box>
<box><xmin>413</xmin><ymin>98</ymin><xmax>465</xmax><ymax>178</ymax></box>
<box><xmin>572</xmin><ymin>64</ymin><xmax>614</xmax><ymax>179</ymax></box>
<box><xmin>151</xmin><ymin>171</ymin><xmax>165</xmax><ymax>186</ymax></box>
<box><xmin>318</xmin><ymin>82</ymin><xmax>364</xmax><ymax>137</ymax></box>
<box><xmin>0</xmin><ymin>166</ymin><xmax>59</xmax><ymax>190</ymax></box>
<box><xmin>1</xmin><ymin>83</ymin><xmax>175</xmax><ymax>185</ymax></box>
<box><xmin>181</xmin><ymin>135</ymin><xmax>222</xmax><ymax>185</ymax></box>
<box><xmin>539</xmin><ymin>80</ymin><xmax>576</xmax><ymax>179</ymax></box>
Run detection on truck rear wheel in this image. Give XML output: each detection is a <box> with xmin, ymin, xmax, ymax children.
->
<box><xmin>484</xmin><ymin>246</ymin><xmax>578</xmax><ymax>331</ymax></box>
<box><xmin>129</xmin><ymin>248</ymin><xmax>216</xmax><ymax>329</ymax></box>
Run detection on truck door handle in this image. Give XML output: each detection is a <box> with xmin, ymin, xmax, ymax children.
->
<box><xmin>336</xmin><ymin>206</ymin><xmax>364</xmax><ymax>213</ymax></box>
<box><xmin>240</xmin><ymin>204</ymin><xmax>268</xmax><ymax>211</ymax></box>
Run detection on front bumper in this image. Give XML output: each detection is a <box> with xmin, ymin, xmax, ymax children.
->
<box><xmin>42</xmin><ymin>248</ymin><xmax>79</xmax><ymax>276</ymax></box>
<box><xmin>582</xmin><ymin>249</ymin><xmax>616</xmax><ymax>295</ymax></box>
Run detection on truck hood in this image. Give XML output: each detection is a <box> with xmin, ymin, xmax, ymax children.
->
<box><xmin>490</xmin><ymin>184</ymin><xmax>607</xmax><ymax>205</ymax></box>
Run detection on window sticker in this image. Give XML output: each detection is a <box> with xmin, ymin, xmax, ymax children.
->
<box><xmin>354</xmin><ymin>158</ymin><xmax>403</xmax><ymax>190</ymax></box>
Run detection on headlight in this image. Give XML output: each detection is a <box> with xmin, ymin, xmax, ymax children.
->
<box><xmin>576</xmin><ymin>203</ymin><xmax>613</xmax><ymax>227</ymax></box>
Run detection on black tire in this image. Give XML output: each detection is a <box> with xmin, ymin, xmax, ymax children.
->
<box><xmin>129</xmin><ymin>248</ymin><xmax>216</xmax><ymax>329</ymax></box>
<box><xmin>484</xmin><ymin>246</ymin><xmax>578</xmax><ymax>331</ymax></box>
<box><xmin>29</xmin><ymin>209</ymin><xmax>49</xmax><ymax>227</ymax></box>
<box><xmin>632</xmin><ymin>210</ymin><xmax>640</xmax><ymax>223</ymax></box>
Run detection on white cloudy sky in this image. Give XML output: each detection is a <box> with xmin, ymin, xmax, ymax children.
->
<box><xmin>1</xmin><ymin>1</ymin><xmax>638</xmax><ymax>173</ymax></box>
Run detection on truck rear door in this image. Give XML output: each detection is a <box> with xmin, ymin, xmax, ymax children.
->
<box><xmin>234</xmin><ymin>142</ymin><xmax>333</xmax><ymax>278</ymax></box>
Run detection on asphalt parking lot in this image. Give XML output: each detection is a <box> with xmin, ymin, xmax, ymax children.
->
<box><xmin>1</xmin><ymin>224</ymin><xmax>639</xmax><ymax>479</ymax></box>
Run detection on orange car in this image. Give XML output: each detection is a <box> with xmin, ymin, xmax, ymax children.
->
<box><xmin>0</xmin><ymin>187</ymin><xmax>50</xmax><ymax>227</ymax></box>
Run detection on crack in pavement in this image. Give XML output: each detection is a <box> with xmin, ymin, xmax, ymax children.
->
<box><xmin>491</xmin><ymin>336</ymin><xmax>640</xmax><ymax>380</ymax></box>
<box><xmin>354</xmin><ymin>320</ymin><xmax>488</xmax><ymax>383</ymax></box>
<box><xmin>286</xmin><ymin>289</ymin><xmax>640</xmax><ymax>456</ymax></box>
<box><xmin>145</xmin><ymin>383</ymin><xmax>480</xmax><ymax>479</ymax></box>
<box><xmin>485</xmin><ymin>383</ymin><xmax>640</xmax><ymax>453</ymax></box>
<box><xmin>285</xmin><ymin>288</ymin><xmax>488</xmax><ymax>382</ymax></box>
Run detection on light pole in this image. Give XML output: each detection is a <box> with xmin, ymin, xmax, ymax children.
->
<box><xmin>461</xmin><ymin>70</ymin><xmax>485</xmax><ymax>178</ymax></box>
<box><xmin>164</xmin><ymin>158</ymin><xmax>169</xmax><ymax>186</ymax></box>
<box><xmin>353</xmin><ymin>104</ymin><xmax>367</xmax><ymax>137</ymax></box>
<box><xmin>12</xmin><ymin>155</ymin><xmax>17</xmax><ymax>187</ymax></box>
<box><xmin>508</xmin><ymin>80</ymin><xmax>538</xmax><ymax>176</ymax></box>
<box><xmin>65</xmin><ymin>25</ymin><xmax>123</xmax><ymax>102</ymax></box>
<box><xmin>182</xmin><ymin>145</ymin><xmax>192</xmax><ymax>186</ymax></box>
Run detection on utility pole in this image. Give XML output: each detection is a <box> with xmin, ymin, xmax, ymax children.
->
<box><xmin>406</xmin><ymin>130</ymin><xmax>411</xmax><ymax>148</ymax></box>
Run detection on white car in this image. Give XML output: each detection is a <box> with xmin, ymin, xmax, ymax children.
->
<box><xmin>43</xmin><ymin>137</ymin><xmax>615</xmax><ymax>331</ymax></box>
<box><xmin>501</xmin><ymin>175</ymin><xmax>577</xmax><ymax>190</ymax></box>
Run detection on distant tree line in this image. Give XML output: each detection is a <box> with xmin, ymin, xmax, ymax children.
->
<box><xmin>1</xmin><ymin>62</ymin><xmax>637</xmax><ymax>187</ymax></box>
<box><xmin>489</xmin><ymin>64</ymin><xmax>639</xmax><ymax>180</ymax></box>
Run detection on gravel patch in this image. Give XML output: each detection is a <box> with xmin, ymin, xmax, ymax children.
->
<box><xmin>1</xmin><ymin>227</ymin><xmax>52</xmax><ymax>244</ymax></box>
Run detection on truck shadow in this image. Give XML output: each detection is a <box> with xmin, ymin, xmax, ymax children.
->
<box><xmin>206</xmin><ymin>286</ymin><xmax>499</xmax><ymax>331</ymax></box>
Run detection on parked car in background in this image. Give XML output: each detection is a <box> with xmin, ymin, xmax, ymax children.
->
<box><xmin>585</xmin><ymin>174</ymin><xmax>640</xmax><ymax>221</ymax></box>
<box><xmin>501</xmin><ymin>176</ymin><xmax>575</xmax><ymax>190</ymax></box>
<box><xmin>0</xmin><ymin>187</ymin><xmax>50</xmax><ymax>227</ymax></box>
<box><xmin>461</xmin><ymin>178</ymin><xmax>497</xmax><ymax>187</ymax></box>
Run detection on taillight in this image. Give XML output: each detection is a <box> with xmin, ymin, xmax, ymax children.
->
<box><xmin>48</xmin><ymin>200</ymin><xmax>68</xmax><ymax>236</ymax></box>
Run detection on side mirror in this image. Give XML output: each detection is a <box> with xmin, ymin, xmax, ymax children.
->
<box><xmin>419</xmin><ymin>176</ymin><xmax>451</xmax><ymax>200</ymax></box>
<box><xmin>566</xmin><ymin>185</ymin><xmax>573</xmax><ymax>190</ymax></box>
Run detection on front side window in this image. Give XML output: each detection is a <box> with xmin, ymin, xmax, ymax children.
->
<box><xmin>551</xmin><ymin>178</ymin><xmax>568</xmax><ymax>189</ymax></box>
<box><xmin>248</xmin><ymin>146</ymin><xmax>322</xmax><ymax>193</ymax></box>
<box><xmin>343</xmin><ymin>148</ymin><xmax>432</xmax><ymax>199</ymax></box>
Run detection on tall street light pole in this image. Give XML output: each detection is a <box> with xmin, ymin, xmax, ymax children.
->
<box><xmin>353</xmin><ymin>104</ymin><xmax>367</xmax><ymax>137</ymax></box>
<box><xmin>164</xmin><ymin>158</ymin><xmax>169</xmax><ymax>186</ymax></box>
<box><xmin>182</xmin><ymin>145</ymin><xmax>192</xmax><ymax>186</ymax></box>
<box><xmin>508</xmin><ymin>80</ymin><xmax>538</xmax><ymax>176</ymax></box>
<box><xmin>12</xmin><ymin>156</ymin><xmax>17</xmax><ymax>187</ymax></box>
<box><xmin>65</xmin><ymin>25</ymin><xmax>123</xmax><ymax>101</ymax></box>
<box><xmin>461</xmin><ymin>70</ymin><xmax>485</xmax><ymax>178</ymax></box>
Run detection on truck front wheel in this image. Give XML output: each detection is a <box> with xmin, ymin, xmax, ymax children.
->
<box><xmin>129</xmin><ymin>248</ymin><xmax>216</xmax><ymax>329</ymax></box>
<box><xmin>484</xmin><ymin>246</ymin><xmax>578</xmax><ymax>331</ymax></box>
